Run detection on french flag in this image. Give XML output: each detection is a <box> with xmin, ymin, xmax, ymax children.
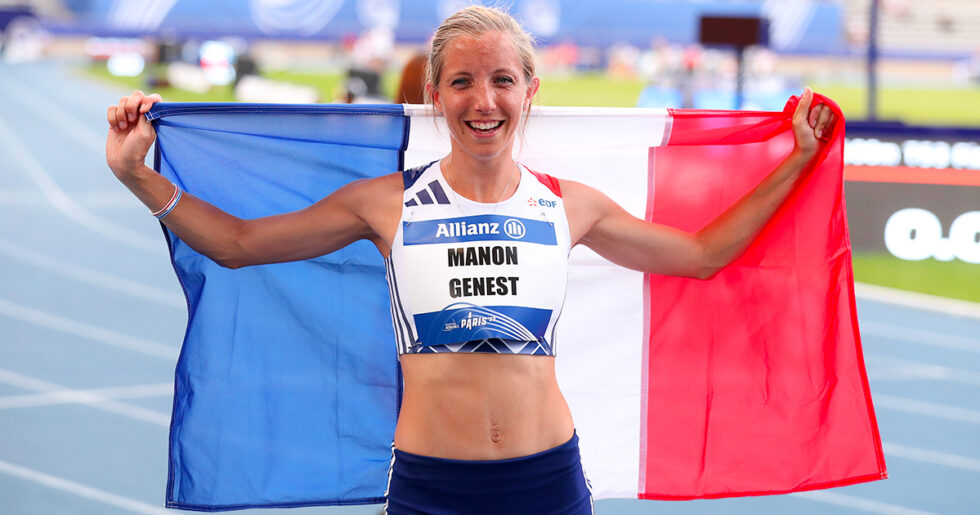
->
<box><xmin>148</xmin><ymin>99</ymin><xmax>886</xmax><ymax>511</ymax></box>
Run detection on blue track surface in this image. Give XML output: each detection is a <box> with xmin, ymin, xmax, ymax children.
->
<box><xmin>1</xmin><ymin>60</ymin><xmax>977</xmax><ymax>514</ymax></box>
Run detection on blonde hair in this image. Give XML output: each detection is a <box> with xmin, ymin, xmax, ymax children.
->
<box><xmin>424</xmin><ymin>5</ymin><xmax>536</xmax><ymax>105</ymax></box>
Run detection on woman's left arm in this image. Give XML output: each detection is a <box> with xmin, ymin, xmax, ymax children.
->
<box><xmin>566</xmin><ymin>87</ymin><xmax>836</xmax><ymax>279</ymax></box>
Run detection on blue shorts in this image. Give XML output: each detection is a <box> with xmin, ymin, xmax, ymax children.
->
<box><xmin>384</xmin><ymin>432</ymin><xmax>594</xmax><ymax>514</ymax></box>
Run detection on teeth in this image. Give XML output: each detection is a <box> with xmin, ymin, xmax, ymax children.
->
<box><xmin>468</xmin><ymin>121</ymin><xmax>502</xmax><ymax>131</ymax></box>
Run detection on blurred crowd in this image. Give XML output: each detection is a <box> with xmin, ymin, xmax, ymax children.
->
<box><xmin>3</xmin><ymin>0</ymin><xmax>980</xmax><ymax>108</ymax></box>
<box><xmin>76</xmin><ymin>27</ymin><xmax>805</xmax><ymax>111</ymax></box>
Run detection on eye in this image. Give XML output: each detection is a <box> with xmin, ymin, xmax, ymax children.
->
<box><xmin>450</xmin><ymin>78</ymin><xmax>470</xmax><ymax>87</ymax></box>
<box><xmin>495</xmin><ymin>76</ymin><xmax>515</xmax><ymax>85</ymax></box>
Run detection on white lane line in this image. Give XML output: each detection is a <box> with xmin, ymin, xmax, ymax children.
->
<box><xmin>0</xmin><ymin>368</ymin><xmax>170</xmax><ymax>427</ymax></box>
<box><xmin>869</xmin><ymin>365</ymin><xmax>980</xmax><ymax>385</ymax></box>
<box><xmin>0</xmin><ymin>188</ymin><xmax>145</xmax><ymax>209</ymax></box>
<box><xmin>0</xmin><ymin>458</ymin><xmax>171</xmax><ymax>515</ymax></box>
<box><xmin>0</xmin><ymin>115</ymin><xmax>165</xmax><ymax>254</ymax></box>
<box><xmin>873</xmin><ymin>394</ymin><xmax>980</xmax><ymax>425</ymax></box>
<box><xmin>0</xmin><ymin>236</ymin><xmax>184</xmax><ymax>308</ymax></box>
<box><xmin>884</xmin><ymin>442</ymin><xmax>980</xmax><ymax>472</ymax></box>
<box><xmin>792</xmin><ymin>490</ymin><xmax>936</xmax><ymax>515</ymax></box>
<box><xmin>0</xmin><ymin>382</ymin><xmax>172</xmax><ymax>410</ymax></box>
<box><xmin>866</xmin><ymin>354</ymin><xmax>980</xmax><ymax>386</ymax></box>
<box><xmin>0</xmin><ymin>73</ymin><xmax>107</xmax><ymax>153</ymax></box>
<box><xmin>855</xmin><ymin>282</ymin><xmax>980</xmax><ymax>320</ymax></box>
<box><xmin>0</xmin><ymin>298</ymin><xmax>178</xmax><ymax>360</ymax></box>
<box><xmin>860</xmin><ymin>321</ymin><xmax>980</xmax><ymax>354</ymax></box>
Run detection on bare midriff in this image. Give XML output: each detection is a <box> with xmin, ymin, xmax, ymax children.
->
<box><xmin>394</xmin><ymin>353</ymin><xmax>574</xmax><ymax>460</ymax></box>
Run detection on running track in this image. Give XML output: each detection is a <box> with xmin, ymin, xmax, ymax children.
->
<box><xmin>1</xmin><ymin>60</ymin><xmax>977</xmax><ymax>514</ymax></box>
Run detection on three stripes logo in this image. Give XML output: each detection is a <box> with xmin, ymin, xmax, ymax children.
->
<box><xmin>405</xmin><ymin>180</ymin><xmax>451</xmax><ymax>207</ymax></box>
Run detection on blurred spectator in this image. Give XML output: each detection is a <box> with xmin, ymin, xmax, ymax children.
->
<box><xmin>936</xmin><ymin>13</ymin><xmax>955</xmax><ymax>35</ymax></box>
<box><xmin>606</xmin><ymin>42</ymin><xmax>640</xmax><ymax>79</ymax></box>
<box><xmin>394</xmin><ymin>53</ymin><xmax>426</xmax><ymax>104</ymax></box>
<box><xmin>234</xmin><ymin>52</ymin><xmax>258</xmax><ymax>88</ymax></box>
<box><xmin>883</xmin><ymin>0</ymin><xmax>911</xmax><ymax>19</ymax></box>
<box><xmin>637</xmin><ymin>37</ymin><xmax>680</xmax><ymax>83</ymax></box>
<box><xmin>680</xmin><ymin>45</ymin><xmax>703</xmax><ymax>108</ymax></box>
<box><xmin>343</xmin><ymin>27</ymin><xmax>393</xmax><ymax>103</ymax></box>
<box><xmin>953</xmin><ymin>46</ymin><xmax>980</xmax><ymax>86</ymax></box>
<box><xmin>344</xmin><ymin>68</ymin><xmax>384</xmax><ymax>103</ymax></box>
<box><xmin>540</xmin><ymin>38</ymin><xmax>579</xmax><ymax>76</ymax></box>
<box><xmin>1</xmin><ymin>9</ymin><xmax>46</xmax><ymax>63</ymax></box>
<box><xmin>156</xmin><ymin>31</ymin><xmax>181</xmax><ymax>64</ymax></box>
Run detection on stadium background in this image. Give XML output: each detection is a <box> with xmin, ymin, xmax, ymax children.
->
<box><xmin>0</xmin><ymin>0</ymin><xmax>978</xmax><ymax>513</ymax></box>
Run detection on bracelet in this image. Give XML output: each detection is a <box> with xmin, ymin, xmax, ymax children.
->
<box><xmin>151</xmin><ymin>184</ymin><xmax>182</xmax><ymax>219</ymax></box>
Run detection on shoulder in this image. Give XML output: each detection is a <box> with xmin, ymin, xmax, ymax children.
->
<box><xmin>328</xmin><ymin>172</ymin><xmax>404</xmax><ymax>217</ymax></box>
<box><xmin>523</xmin><ymin>167</ymin><xmax>562</xmax><ymax>197</ymax></box>
<box><xmin>401</xmin><ymin>160</ymin><xmax>438</xmax><ymax>190</ymax></box>
<box><xmin>340</xmin><ymin>171</ymin><xmax>403</xmax><ymax>198</ymax></box>
<box><xmin>556</xmin><ymin>178</ymin><xmax>613</xmax><ymax>211</ymax></box>
<box><xmin>331</xmin><ymin>172</ymin><xmax>404</xmax><ymax>251</ymax></box>
<box><xmin>554</xmin><ymin>178</ymin><xmax>620</xmax><ymax>246</ymax></box>
<box><xmin>517</xmin><ymin>166</ymin><xmax>604</xmax><ymax>207</ymax></box>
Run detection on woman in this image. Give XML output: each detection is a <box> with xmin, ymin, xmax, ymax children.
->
<box><xmin>106</xmin><ymin>6</ymin><xmax>835</xmax><ymax>514</ymax></box>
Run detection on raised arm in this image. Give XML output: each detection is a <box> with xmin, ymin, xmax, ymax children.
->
<box><xmin>105</xmin><ymin>91</ymin><xmax>400</xmax><ymax>268</ymax></box>
<box><xmin>565</xmin><ymin>88</ymin><xmax>836</xmax><ymax>279</ymax></box>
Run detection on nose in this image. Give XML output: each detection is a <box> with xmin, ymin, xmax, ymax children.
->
<box><xmin>473</xmin><ymin>82</ymin><xmax>496</xmax><ymax>113</ymax></box>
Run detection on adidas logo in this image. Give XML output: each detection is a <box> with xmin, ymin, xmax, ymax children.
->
<box><xmin>405</xmin><ymin>180</ymin><xmax>451</xmax><ymax>207</ymax></box>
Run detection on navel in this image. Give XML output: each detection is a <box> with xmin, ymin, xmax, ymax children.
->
<box><xmin>488</xmin><ymin>419</ymin><xmax>502</xmax><ymax>444</ymax></box>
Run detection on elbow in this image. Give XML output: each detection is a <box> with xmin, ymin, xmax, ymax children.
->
<box><xmin>688</xmin><ymin>239</ymin><xmax>725</xmax><ymax>280</ymax></box>
<box><xmin>693</xmin><ymin>264</ymin><xmax>722</xmax><ymax>280</ymax></box>
<box><xmin>211</xmin><ymin>221</ymin><xmax>253</xmax><ymax>270</ymax></box>
<box><xmin>211</xmin><ymin>245</ymin><xmax>250</xmax><ymax>269</ymax></box>
<box><xmin>215</xmin><ymin>256</ymin><xmax>247</xmax><ymax>270</ymax></box>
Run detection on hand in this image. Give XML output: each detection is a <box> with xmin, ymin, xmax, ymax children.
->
<box><xmin>106</xmin><ymin>90</ymin><xmax>162</xmax><ymax>178</ymax></box>
<box><xmin>792</xmin><ymin>87</ymin><xmax>836</xmax><ymax>159</ymax></box>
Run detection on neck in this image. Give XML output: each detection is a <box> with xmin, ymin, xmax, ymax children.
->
<box><xmin>442</xmin><ymin>152</ymin><xmax>519</xmax><ymax>203</ymax></box>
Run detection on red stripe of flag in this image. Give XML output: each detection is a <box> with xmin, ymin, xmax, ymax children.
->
<box><xmin>640</xmin><ymin>97</ymin><xmax>886</xmax><ymax>499</ymax></box>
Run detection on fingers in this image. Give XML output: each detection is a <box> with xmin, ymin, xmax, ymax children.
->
<box><xmin>139</xmin><ymin>93</ymin><xmax>162</xmax><ymax>114</ymax></box>
<box><xmin>814</xmin><ymin>107</ymin><xmax>834</xmax><ymax>140</ymax></box>
<box><xmin>108</xmin><ymin>91</ymin><xmax>161</xmax><ymax>131</ymax></box>
<box><xmin>796</xmin><ymin>87</ymin><xmax>837</xmax><ymax>140</ymax></box>
<box><xmin>794</xmin><ymin>87</ymin><xmax>813</xmax><ymax>122</ymax></box>
<box><xmin>124</xmin><ymin>90</ymin><xmax>145</xmax><ymax>124</ymax></box>
<box><xmin>115</xmin><ymin>96</ymin><xmax>129</xmax><ymax>129</ymax></box>
<box><xmin>107</xmin><ymin>105</ymin><xmax>118</xmax><ymax>130</ymax></box>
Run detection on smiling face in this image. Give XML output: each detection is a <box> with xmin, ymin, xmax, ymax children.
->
<box><xmin>430</xmin><ymin>31</ymin><xmax>539</xmax><ymax>166</ymax></box>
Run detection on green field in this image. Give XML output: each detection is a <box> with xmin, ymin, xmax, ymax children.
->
<box><xmin>85</xmin><ymin>62</ymin><xmax>980</xmax><ymax>303</ymax></box>
<box><xmin>809</xmin><ymin>84</ymin><xmax>980</xmax><ymax>128</ymax></box>
<box><xmin>84</xmin><ymin>63</ymin><xmax>398</xmax><ymax>103</ymax></box>
<box><xmin>851</xmin><ymin>253</ymin><xmax>980</xmax><ymax>303</ymax></box>
<box><xmin>86</xmin><ymin>62</ymin><xmax>980</xmax><ymax>127</ymax></box>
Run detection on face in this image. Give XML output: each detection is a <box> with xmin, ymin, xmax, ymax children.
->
<box><xmin>430</xmin><ymin>31</ymin><xmax>539</xmax><ymax>164</ymax></box>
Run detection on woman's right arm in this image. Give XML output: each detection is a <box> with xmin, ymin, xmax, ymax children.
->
<box><xmin>106</xmin><ymin>91</ymin><xmax>397</xmax><ymax>268</ymax></box>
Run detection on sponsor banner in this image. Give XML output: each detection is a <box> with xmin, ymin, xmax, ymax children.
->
<box><xmin>844</xmin><ymin>183</ymin><xmax>979</xmax><ymax>263</ymax></box>
<box><xmin>844</xmin><ymin>122</ymin><xmax>980</xmax><ymax>263</ymax></box>
<box><xmin>402</xmin><ymin>214</ymin><xmax>558</xmax><ymax>246</ymax></box>
<box><xmin>413</xmin><ymin>304</ymin><xmax>553</xmax><ymax>346</ymax></box>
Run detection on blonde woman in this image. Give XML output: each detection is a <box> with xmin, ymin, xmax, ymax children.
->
<box><xmin>106</xmin><ymin>6</ymin><xmax>835</xmax><ymax>514</ymax></box>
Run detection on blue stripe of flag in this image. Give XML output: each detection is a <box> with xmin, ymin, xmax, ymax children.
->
<box><xmin>151</xmin><ymin>103</ymin><xmax>406</xmax><ymax>510</ymax></box>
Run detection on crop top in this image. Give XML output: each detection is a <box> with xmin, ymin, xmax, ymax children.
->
<box><xmin>385</xmin><ymin>160</ymin><xmax>571</xmax><ymax>355</ymax></box>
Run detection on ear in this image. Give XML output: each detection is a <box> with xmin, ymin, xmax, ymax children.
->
<box><xmin>426</xmin><ymin>82</ymin><xmax>442</xmax><ymax>113</ymax></box>
<box><xmin>525</xmin><ymin>77</ymin><xmax>540</xmax><ymax>110</ymax></box>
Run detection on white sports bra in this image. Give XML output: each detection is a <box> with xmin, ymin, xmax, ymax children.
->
<box><xmin>385</xmin><ymin>160</ymin><xmax>571</xmax><ymax>355</ymax></box>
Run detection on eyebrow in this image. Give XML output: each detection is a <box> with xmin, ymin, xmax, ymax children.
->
<box><xmin>446</xmin><ymin>68</ymin><xmax>518</xmax><ymax>77</ymax></box>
